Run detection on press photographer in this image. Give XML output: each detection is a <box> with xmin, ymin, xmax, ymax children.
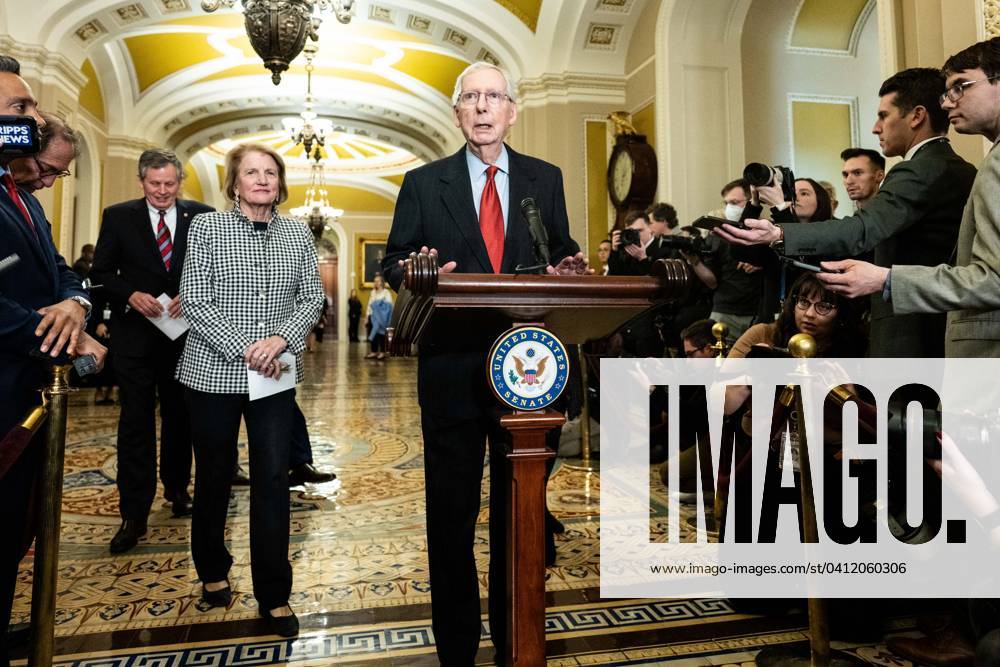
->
<box><xmin>608</xmin><ymin>209</ymin><xmax>667</xmax><ymax>276</ymax></box>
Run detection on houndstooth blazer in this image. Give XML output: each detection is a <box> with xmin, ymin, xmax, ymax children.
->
<box><xmin>176</xmin><ymin>206</ymin><xmax>324</xmax><ymax>394</ymax></box>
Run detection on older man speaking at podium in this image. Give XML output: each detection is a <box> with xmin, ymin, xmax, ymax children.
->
<box><xmin>383</xmin><ymin>61</ymin><xmax>588</xmax><ymax>664</ymax></box>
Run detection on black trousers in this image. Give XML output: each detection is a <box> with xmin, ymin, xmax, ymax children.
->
<box><xmin>114</xmin><ymin>348</ymin><xmax>191</xmax><ymax>519</ymax></box>
<box><xmin>186</xmin><ymin>388</ymin><xmax>294</xmax><ymax>611</ymax></box>
<box><xmin>290</xmin><ymin>401</ymin><xmax>312</xmax><ymax>468</ymax></box>
<box><xmin>0</xmin><ymin>433</ymin><xmax>40</xmax><ymax>665</ymax></box>
<box><xmin>422</xmin><ymin>414</ymin><xmax>514</xmax><ymax>665</ymax></box>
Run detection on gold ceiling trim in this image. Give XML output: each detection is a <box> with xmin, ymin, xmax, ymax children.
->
<box><xmin>493</xmin><ymin>0</ymin><xmax>542</xmax><ymax>33</ymax></box>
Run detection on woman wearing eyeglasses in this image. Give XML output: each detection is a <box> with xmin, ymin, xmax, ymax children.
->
<box><xmin>729</xmin><ymin>272</ymin><xmax>866</xmax><ymax>359</ymax></box>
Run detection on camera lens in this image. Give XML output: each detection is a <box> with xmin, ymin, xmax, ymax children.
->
<box><xmin>743</xmin><ymin>163</ymin><xmax>774</xmax><ymax>187</ymax></box>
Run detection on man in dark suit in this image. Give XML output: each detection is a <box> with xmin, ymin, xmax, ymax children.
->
<box><xmin>90</xmin><ymin>149</ymin><xmax>213</xmax><ymax>552</ymax></box>
<box><xmin>0</xmin><ymin>57</ymin><xmax>106</xmax><ymax>666</ymax></box>
<box><xmin>716</xmin><ymin>68</ymin><xmax>977</xmax><ymax>357</ymax></box>
<box><xmin>383</xmin><ymin>62</ymin><xmax>588</xmax><ymax>665</ymax></box>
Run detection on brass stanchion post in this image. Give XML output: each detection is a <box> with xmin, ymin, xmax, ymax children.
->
<box><xmin>755</xmin><ymin>336</ymin><xmax>864</xmax><ymax>667</ymax></box>
<box><xmin>29</xmin><ymin>364</ymin><xmax>73</xmax><ymax>667</ymax></box>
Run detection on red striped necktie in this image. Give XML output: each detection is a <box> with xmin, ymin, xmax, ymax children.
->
<box><xmin>3</xmin><ymin>172</ymin><xmax>35</xmax><ymax>238</ymax></box>
<box><xmin>156</xmin><ymin>209</ymin><xmax>173</xmax><ymax>270</ymax></box>
<box><xmin>479</xmin><ymin>165</ymin><xmax>504</xmax><ymax>273</ymax></box>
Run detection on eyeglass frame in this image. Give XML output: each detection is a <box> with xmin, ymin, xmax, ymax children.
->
<box><xmin>455</xmin><ymin>90</ymin><xmax>511</xmax><ymax>108</ymax></box>
<box><xmin>939</xmin><ymin>75</ymin><xmax>1000</xmax><ymax>106</ymax></box>
<box><xmin>33</xmin><ymin>156</ymin><xmax>71</xmax><ymax>180</ymax></box>
<box><xmin>792</xmin><ymin>294</ymin><xmax>837</xmax><ymax>316</ymax></box>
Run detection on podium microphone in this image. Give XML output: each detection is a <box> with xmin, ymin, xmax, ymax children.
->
<box><xmin>520</xmin><ymin>197</ymin><xmax>551</xmax><ymax>268</ymax></box>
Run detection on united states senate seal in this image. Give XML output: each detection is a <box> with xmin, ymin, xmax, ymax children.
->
<box><xmin>488</xmin><ymin>326</ymin><xmax>570</xmax><ymax>411</ymax></box>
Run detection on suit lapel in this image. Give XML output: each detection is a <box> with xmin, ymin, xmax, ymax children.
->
<box><xmin>439</xmin><ymin>149</ymin><xmax>493</xmax><ymax>273</ymax></box>
<box><xmin>171</xmin><ymin>201</ymin><xmax>192</xmax><ymax>277</ymax></box>
<box><xmin>502</xmin><ymin>146</ymin><xmax>534</xmax><ymax>273</ymax></box>
<box><xmin>1</xmin><ymin>187</ymin><xmax>49</xmax><ymax>270</ymax></box>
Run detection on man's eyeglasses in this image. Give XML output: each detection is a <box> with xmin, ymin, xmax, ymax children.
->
<box><xmin>940</xmin><ymin>75</ymin><xmax>1000</xmax><ymax>105</ymax></box>
<box><xmin>34</xmin><ymin>157</ymin><xmax>70</xmax><ymax>179</ymax></box>
<box><xmin>456</xmin><ymin>90</ymin><xmax>510</xmax><ymax>108</ymax></box>
<box><xmin>793</xmin><ymin>295</ymin><xmax>837</xmax><ymax>316</ymax></box>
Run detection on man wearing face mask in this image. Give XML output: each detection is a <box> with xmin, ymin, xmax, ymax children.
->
<box><xmin>693</xmin><ymin>179</ymin><xmax>763</xmax><ymax>342</ymax></box>
<box><xmin>716</xmin><ymin>68</ymin><xmax>977</xmax><ymax>357</ymax></box>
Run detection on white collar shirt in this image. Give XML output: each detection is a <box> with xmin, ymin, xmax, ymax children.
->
<box><xmin>466</xmin><ymin>145</ymin><xmax>510</xmax><ymax>232</ymax></box>
<box><xmin>903</xmin><ymin>135</ymin><xmax>948</xmax><ymax>161</ymax></box>
<box><xmin>148</xmin><ymin>202</ymin><xmax>177</xmax><ymax>240</ymax></box>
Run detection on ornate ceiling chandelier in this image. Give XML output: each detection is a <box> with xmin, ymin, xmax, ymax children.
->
<box><xmin>291</xmin><ymin>161</ymin><xmax>343</xmax><ymax>242</ymax></box>
<box><xmin>281</xmin><ymin>43</ymin><xmax>330</xmax><ymax>161</ymax></box>
<box><xmin>200</xmin><ymin>0</ymin><xmax>355</xmax><ymax>85</ymax></box>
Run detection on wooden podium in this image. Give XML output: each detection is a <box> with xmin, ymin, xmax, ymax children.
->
<box><xmin>388</xmin><ymin>252</ymin><xmax>689</xmax><ymax>665</ymax></box>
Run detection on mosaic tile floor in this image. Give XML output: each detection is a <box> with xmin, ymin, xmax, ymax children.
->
<box><xmin>9</xmin><ymin>342</ymin><xmax>923</xmax><ymax>665</ymax></box>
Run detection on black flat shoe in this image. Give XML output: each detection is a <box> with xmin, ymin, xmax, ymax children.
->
<box><xmin>289</xmin><ymin>463</ymin><xmax>336</xmax><ymax>486</ymax></box>
<box><xmin>201</xmin><ymin>582</ymin><xmax>232</xmax><ymax>608</ymax></box>
<box><xmin>109</xmin><ymin>519</ymin><xmax>147</xmax><ymax>554</ymax></box>
<box><xmin>260</xmin><ymin>606</ymin><xmax>299</xmax><ymax>637</ymax></box>
<box><xmin>231</xmin><ymin>464</ymin><xmax>250</xmax><ymax>486</ymax></box>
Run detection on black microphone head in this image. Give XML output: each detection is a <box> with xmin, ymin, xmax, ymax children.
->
<box><xmin>520</xmin><ymin>197</ymin><xmax>537</xmax><ymax>211</ymax></box>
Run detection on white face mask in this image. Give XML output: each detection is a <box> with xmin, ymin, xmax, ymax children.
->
<box><xmin>724</xmin><ymin>203</ymin><xmax>744</xmax><ymax>222</ymax></box>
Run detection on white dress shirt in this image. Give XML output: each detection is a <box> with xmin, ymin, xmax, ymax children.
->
<box><xmin>466</xmin><ymin>145</ymin><xmax>510</xmax><ymax>232</ymax></box>
<box><xmin>148</xmin><ymin>202</ymin><xmax>177</xmax><ymax>240</ymax></box>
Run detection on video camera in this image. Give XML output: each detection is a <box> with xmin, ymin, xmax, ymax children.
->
<box><xmin>659</xmin><ymin>233</ymin><xmax>709</xmax><ymax>256</ymax></box>
<box><xmin>0</xmin><ymin>115</ymin><xmax>40</xmax><ymax>156</ymax></box>
<box><xmin>743</xmin><ymin>162</ymin><xmax>795</xmax><ymax>204</ymax></box>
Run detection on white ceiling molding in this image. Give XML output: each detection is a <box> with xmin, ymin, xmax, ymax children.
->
<box><xmin>518</xmin><ymin>72</ymin><xmax>626</xmax><ymax>108</ymax></box>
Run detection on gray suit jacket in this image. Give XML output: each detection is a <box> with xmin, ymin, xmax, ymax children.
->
<box><xmin>781</xmin><ymin>139</ymin><xmax>976</xmax><ymax>357</ymax></box>
<box><xmin>891</xmin><ymin>143</ymin><xmax>1000</xmax><ymax>357</ymax></box>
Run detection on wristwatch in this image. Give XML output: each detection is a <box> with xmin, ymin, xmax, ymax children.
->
<box><xmin>769</xmin><ymin>224</ymin><xmax>785</xmax><ymax>253</ymax></box>
<box><xmin>69</xmin><ymin>295</ymin><xmax>93</xmax><ymax>319</ymax></box>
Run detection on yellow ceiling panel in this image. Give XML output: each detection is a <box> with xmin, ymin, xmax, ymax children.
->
<box><xmin>125</xmin><ymin>33</ymin><xmax>225</xmax><ymax>92</ymax></box>
<box><xmin>393</xmin><ymin>50</ymin><xmax>469</xmax><ymax>97</ymax></box>
<box><xmin>197</xmin><ymin>64</ymin><xmax>412</xmax><ymax>94</ymax></box>
<box><xmin>183</xmin><ymin>162</ymin><xmax>205</xmax><ymax>203</ymax></box>
<box><xmin>226</xmin><ymin>35</ymin><xmax>385</xmax><ymax>64</ymax></box>
<box><xmin>791</xmin><ymin>0</ymin><xmax>869</xmax><ymax>51</ymax></box>
<box><xmin>348</xmin><ymin>142</ymin><xmax>379</xmax><ymax>158</ymax></box>
<box><xmin>330</xmin><ymin>144</ymin><xmax>353</xmax><ymax>159</ymax></box>
<box><xmin>163</xmin><ymin>13</ymin><xmax>245</xmax><ymax>29</ymax></box>
<box><xmin>78</xmin><ymin>59</ymin><xmax>105</xmax><ymax>123</ymax></box>
<box><xmin>382</xmin><ymin>174</ymin><xmax>405</xmax><ymax>186</ymax></box>
<box><xmin>494</xmin><ymin>0</ymin><xmax>543</xmax><ymax>32</ymax></box>
<box><xmin>352</xmin><ymin>138</ymin><xmax>394</xmax><ymax>154</ymax></box>
<box><xmin>215</xmin><ymin>163</ymin><xmax>226</xmax><ymax>191</ymax></box>
<box><xmin>284</xmin><ymin>184</ymin><xmax>394</xmax><ymax>212</ymax></box>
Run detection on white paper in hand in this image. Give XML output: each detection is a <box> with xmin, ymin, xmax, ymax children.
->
<box><xmin>248</xmin><ymin>352</ymin><xmax>296</xmax><ymax>401</ymax></box>
<box><xmin>146</xmin><ymin>293</ymin><xmax>190</xmax><ymax>341</ymax></box>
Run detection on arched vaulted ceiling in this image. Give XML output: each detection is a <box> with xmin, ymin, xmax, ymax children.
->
<box><xmin>5</xmin><ymin>0</ymin><xmax>653</xmax><ymax>210</ymax></box>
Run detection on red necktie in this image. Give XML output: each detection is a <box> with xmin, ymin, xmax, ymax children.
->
<box><xmin>156</xmin><ymin>210</ymin><xmax>173</xmax><ymax>270</ymax></box>
<box><xmin>479</xmin><ymin>165</ymin><xmax>504</xmax><ymax>273</ymax></box>
<box><xmin>3</xmin><ymin>173</ymin><xmax>34</xmax><ymax>237</ymax></box>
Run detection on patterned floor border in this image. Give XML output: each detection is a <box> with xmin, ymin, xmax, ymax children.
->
<box><xmin>11</xmin><ymin>598</ymin><xmax>765</xmax><ymax>666</ymax></box>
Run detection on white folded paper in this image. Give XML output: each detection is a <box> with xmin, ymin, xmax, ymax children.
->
<box><xmin>146</xmin><ymin>293</ymin><xmax>190</xmax><ymax>341</ymax></box>
<box><xmin>248</xmin><ymin>352</ymin><xmax>296</xmax><ymax>401</ymax></box>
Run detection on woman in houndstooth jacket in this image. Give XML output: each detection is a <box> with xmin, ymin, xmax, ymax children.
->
<box><xmin>177</xmin><ymin>143</ymin><xmax>323</xmax><ymax>637</ymax></box>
